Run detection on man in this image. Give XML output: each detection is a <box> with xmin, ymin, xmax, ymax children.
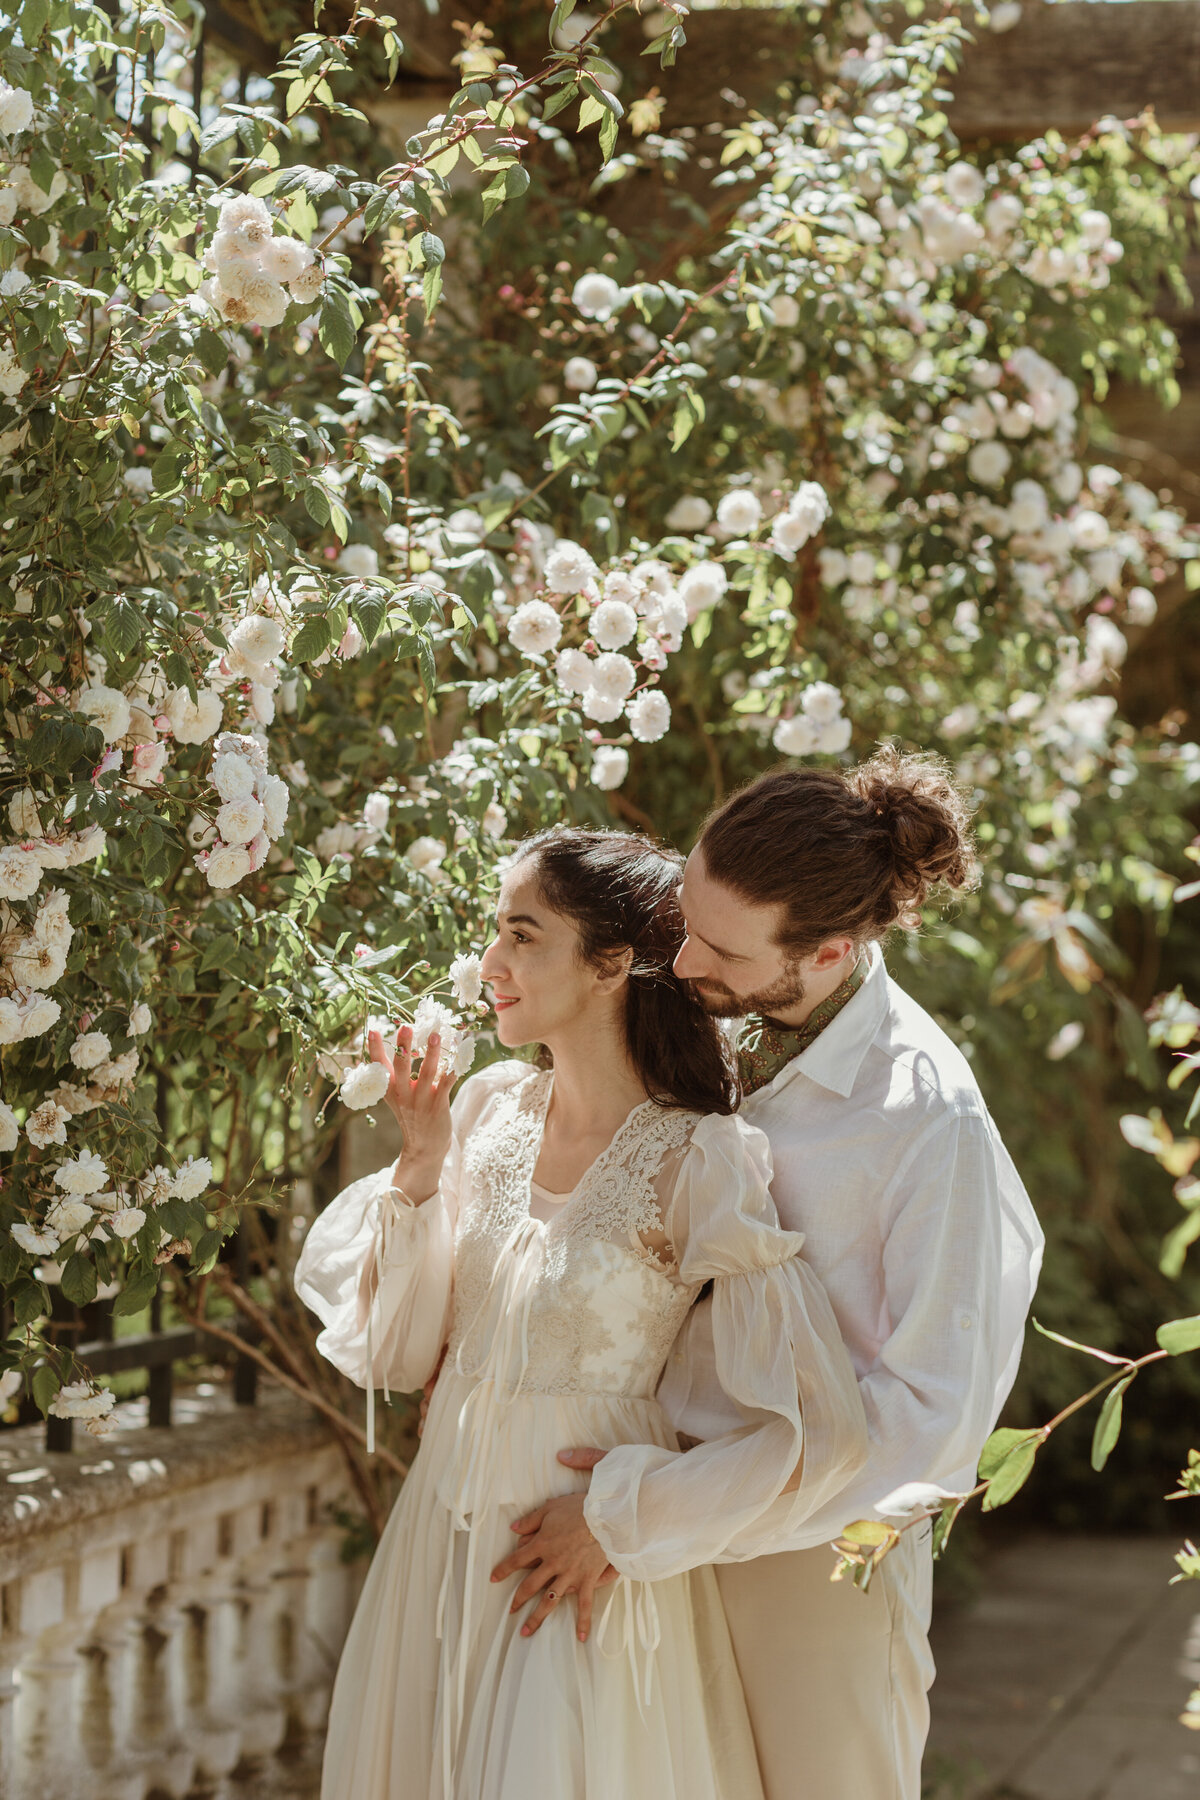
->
<box><xmin>492</xmin><ymin>746</ymin><xmax>1044</xmax><ymax>1799</ymax></box>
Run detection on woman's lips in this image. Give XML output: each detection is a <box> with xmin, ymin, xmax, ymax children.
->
<box><xmin>492</xmin><ymin>996</ymin><xmax>520</xmax><ymax>1011</ymax></box>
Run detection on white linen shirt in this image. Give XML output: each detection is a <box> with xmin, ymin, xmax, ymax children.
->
<box><xmin>658</xmin><ymin>942</ymin><xmax>1045</xmax><ymax>1552</ymax></box>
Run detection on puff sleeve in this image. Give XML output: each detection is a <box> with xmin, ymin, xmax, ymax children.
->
<box><xmin>583</xmin><ymin>1112</ymin><xmax>869</xmax><ymax>1581</ymax></box>
<box><xmin>293</xmin><ymin>1060</ymin><xmax>526</xmax><ymax>1396</ymax></box>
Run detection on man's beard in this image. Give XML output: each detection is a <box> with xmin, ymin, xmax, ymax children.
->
<box><xmin>686</xmin><ymin>962</ymin><xmax>807</xmax><ymax>1022</ymax></box>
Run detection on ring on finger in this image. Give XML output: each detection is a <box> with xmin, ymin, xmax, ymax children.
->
<box><xmin>546</xmin><ymin>1590</ymin><xmax>557</xmax><ymax>1603</ymax></box>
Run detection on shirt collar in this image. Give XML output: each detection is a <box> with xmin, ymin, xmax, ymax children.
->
<box><xmin>750</xmin><ymin>941</ymin><xmax>890</xmax><ymax>1102</ymax></box>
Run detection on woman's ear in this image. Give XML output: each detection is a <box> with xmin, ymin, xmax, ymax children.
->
<box><xmin>594</xmin><ymin>945</ymin><xmax>635</xmax><ymax>990</ymax></box>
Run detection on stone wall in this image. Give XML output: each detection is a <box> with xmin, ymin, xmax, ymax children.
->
<box><xmin>0</xmin><ymin>1386</ymin><xmax>363</xmax><ymax>1800</ymax></box>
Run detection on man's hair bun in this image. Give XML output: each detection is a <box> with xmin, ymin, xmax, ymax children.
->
<box><xmin>849</xmin><ymin>746</ymin><xmax>978</xmax><ymax>930</ymax></box>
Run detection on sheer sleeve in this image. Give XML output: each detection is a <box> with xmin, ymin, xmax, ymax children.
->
<box><xmin>293</xmin><ymin>1059</ymin><xmax>528</xmax><ymax>1396</ymax></box>
<box><xmin>583</xmin><ymin>1112</ymin><xmax>869</xmax><ymax>1582</ymax></box>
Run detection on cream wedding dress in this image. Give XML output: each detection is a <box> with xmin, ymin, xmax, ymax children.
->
<box><xmin>295</xmin><ymin>1060</ymin><xmax>867</xmax><ymax>1800</ymax></box>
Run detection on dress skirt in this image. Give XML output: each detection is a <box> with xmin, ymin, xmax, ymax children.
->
<box><xmin>319</xmin><ymin>1366</ymin><xmax>765</xmax><ymax>1800</ymax></box>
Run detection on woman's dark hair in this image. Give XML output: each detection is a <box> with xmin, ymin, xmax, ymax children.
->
<box><xmin>698</xmin><ymin>745</ymin><xmax>978</xmax><ymax>958</ymax></box>
<box><xmin>513</xmin><ymin>827</ymin><xmax>735</xmax><ymax>1116</ymax></box>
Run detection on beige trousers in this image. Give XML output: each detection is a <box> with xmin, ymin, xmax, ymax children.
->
<box><xmin>715</xmin><ymin>1528</ymin><xmax>935</xmax><ymax>1800</ymax></box>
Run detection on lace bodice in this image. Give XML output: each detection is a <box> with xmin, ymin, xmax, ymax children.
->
<box><xmin>450</xmin><ymin>1067</ymin><xmax>700</xmax><ymax>1400</ymax></box>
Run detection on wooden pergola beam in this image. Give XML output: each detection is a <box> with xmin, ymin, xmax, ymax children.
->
<box><xmin>946</xmin><ymin>0</ymin><xmax>1200</xmax><ymax>140</ymax></box>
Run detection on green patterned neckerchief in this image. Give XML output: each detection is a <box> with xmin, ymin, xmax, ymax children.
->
<box><xmin>736</xmin><ymin>958</ymin><xmax>867</xmax><ymax>1097</ymax></box>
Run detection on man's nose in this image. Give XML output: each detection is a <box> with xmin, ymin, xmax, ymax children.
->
<box><xmin>673</xmin><ymin>934</ymin><xmax>704</xmax><ymax>980</ymax></box>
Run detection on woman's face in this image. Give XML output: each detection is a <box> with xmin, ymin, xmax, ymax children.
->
<box><xmin>480</xmin><ymin>862</ymin><xmax>617</xmax><ymax>1049</ymax></box>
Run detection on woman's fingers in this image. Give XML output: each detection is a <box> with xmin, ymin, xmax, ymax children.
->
<box><xmin>509</xmin><ymin>1558</ymin><xmax>556</xmax><ymax>1615</ymax></box>
<box><xmin>367</xmin><ymin>1028</ymin><xmax>393</xmax><ymax>1077</ymax></box>
<box><xmin>575</xmin><ymin>1576</ymin><xmax>595</xmax><ymax>1643</ymax></box>
<box><xmin>415</xmin><ymin>1031</ymin><xmax>441</xmax><ymax>1099</ymax></box>
<box><xmin>518</xmin><ymin>1571</ymin><xmax>571</xmax><ymax>1635</ymax></box>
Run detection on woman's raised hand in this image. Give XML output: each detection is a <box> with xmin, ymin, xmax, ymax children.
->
<box><xmin>368</xmin><ymin>1023</ymin><xmax>453</xmax><ymax>1205</ymax></box>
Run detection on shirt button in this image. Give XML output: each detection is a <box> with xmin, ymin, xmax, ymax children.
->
<box><xmin>672</xmin><ymin>1352</ymin><xmax>682</xmax><ymax>1364</ymax></box>
<box><xmin>959</xmin><ymin>1314</ymin><xmax>973</xmax><ymax>1331</ymax></box>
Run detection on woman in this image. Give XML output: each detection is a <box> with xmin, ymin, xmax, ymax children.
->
<box><xmin>295</xmin><ymin>828</ymin><xmax>867</xmax><ymax>1800</ymax></box>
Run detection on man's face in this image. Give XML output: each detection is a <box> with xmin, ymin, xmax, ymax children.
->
<box><xmin>673</xmin><ymin>847</ymin><xmax>809</xmax><ymax>1018</ymax></box>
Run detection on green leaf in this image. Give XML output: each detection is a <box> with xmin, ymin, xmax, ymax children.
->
<box><xmin>599</xmin><ymin>108</ymin><xmax>619</xmax><ymax>163</ymax></box>
<box><xmin>12</xmin><ymin>1279</ymin><xmax>47</xmax><ymax>1327</ymax></box>
<box><xmin>20</xmin><ymin>0</ymin><xmax>49</xmax><ymax>43</ymax></box>
<box><xmin>981</xmin><ymin>1436</ymin><xmax>1040</xmax><ymax>1510</ymax></box>
<box><xmin>578</xmin><ymin>93</ymin><xmax>607</xmax><ymax>132</ymax></box>
<box><xmin>422</xmin><ymin>264</ymin><xmax>443</xmax><ymax>317</ymax></box>
<box><xmin>318</xmin><ymin>291</ymin><xmax>357</xmax><ymax>370</ymax></box>
<box><xmin>419</xmin><ymin>231</ymin><xmax>446</xmax><ymax>267</ymax></box>
<box><xmin>112</xmin><ymin>1266</ymin><xmax>160</xmax><ymax>1318</ymax></box>
<box><xmin>978</xmin><ymin>1423</ymin><xmax>1044</xmax><ymax>1511</ymax></box>
<box><xmin>291</xmin><ymin>614</ymin><xmax>333</xmax><ymax>663</ymax></box>
<box><xmin>1157</xmin><ymin>1314</ymin><xmax>1200</xmax><ymax>1356</ymax></box>
<box><xmin>1091</xmin><ymin>1373</ymin><xmax>1134</xmax><ymax>1472</ymax></box>
<box><xmin>195</xmin><ymin>328</ymin><xmax>230</xmax><ymax>380</ymax></box>
<box><xmin>303</xmin><ymin>482</ymin><xmax>332</xmax><ymax>528</ymax></box>
<box><xmin>60</xmin><ymin>1252</ymin><xmax>99</xmax><ymax>1308</ymax></box>
<box><xmin>32</xmin><ymin>1362</ymin><xmax>58</xmax><ymax>1418</ymax></box>
<box><xmin>541</xmin><ymin>81</ymin><xmax>579</xmax><ymax>123</ymax></box>
<box><xmin>105</xmin><ymin>594</ymin><xmax>143</xmax><ymax>659</ymax></box>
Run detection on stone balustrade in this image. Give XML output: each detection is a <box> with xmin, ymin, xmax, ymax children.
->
<box><xmin>0</xmin><ymin>1384</ymin><xmax>362</xmax><ymax>1800</ymax></box>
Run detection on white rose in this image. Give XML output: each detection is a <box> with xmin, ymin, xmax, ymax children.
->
<box><xmin>407</xmin><ymin>835</ymin><xmax>446</xmax><ymax>877</ymax></box>
<box><xmin>215</xmin><ymin>796</ymin><xmax>265</xmax><ymax>845</ymax></box>
<box><xmin>563</xmin><ymin>356</ymin><xmax>598</xmax><ymax>391</ymax></box>
<box><xmin>362</xmin><ymin>791</ymin><xmax>390</xmax><ymax>835</ymax></box>
<box><xmin>13</xmin><ymin>1221</ymin><xmax>61</xmax><ymax>1255</ymax></box>
<box><xmin>0</xmin><ymin>1101</ymin><xmax>16</xmax><ymax>1151</ymax></box>
<box><xmin>483</xmin><ymin>801</ymin><xmax>508</xmax><ymax>840</ymax></box>
<box><xmin>816</xmin><ymin>716</ymin><xmax>852</xmax><ymax>754</ymax></box>
<box><xmin>716</xmin><ymin>490</ymin><xmax>763</xmax><ymax>535</ymax></box>
<box><xmin>290</xmin><ymin>264</ymin><xmax>325</xmax><ymax>304</ymax></box>
<box><xmin>665</xmin><ymin>495</ymin><xmax>713</xmax><ymax>533</ymax></box>
<box><xmin>1126</xmin><ymin>585</ymin><xmax>1157</xmax><ymax>626</ymax></box>
<box><xmin>204</xmin><ymin>843</ymin><xmax>253</xmax><ymax>889</ymax></box>
<box><xmin>984</xmin><ymin>193</ymin><xmax>1023</xmax><ymax>242</ymax></box>
<box><xmin>171</xmin><ymin>1155</ymin><xmax>213</xmax><ymax>1200</ymax></box>
<box><xmin>454</xmin><ymin>1031</ymin><xmax>477</xmax><ymax>1077</ymax></box>
<box><xmin>129</xmin><ymin>1002</ymin><xmax>152</xmax><ymax>1035</ymax></box>
<box><xmin>1053</xmin><ymin>462</ymin><xmax>1084</xmax><ymax>504</ymax></box>
<box><xmin>555</xmin><ymin>648</ymin><xmax>594</xmax><ymax>695</ymax></box>
<box><xmin>801</xmin><ymin>681</ymin><xmax>845</xmax><ymax>726</ymax></box>
<box><xmin>773</xmin><ymin>715</ymin><xmax>822</xmax><ymax>757</ymax></box>
<box><xmin>260</xmin><ymin>235</ymin><xmax>314</xmax><ymax>284</ymax></box>
<box><xmin>543</xmin><ymin>540</ymin><xmax>600</xmax><ymax>595</ymax></box>
<box><xmin>164</xmin><ymin>686</ymin><xmax>223</xmax><ymax>745</ymax></box>
<box><xmin>1079</xmin><ymin>208</ymin><xmax>1111</xmax><ymax>250</ymax></box>
<box><xmin>108</xmin><ymin>1207</ymin><xmax>147</xmax><ymax>1240</ymax></box>
<box><xmin>212</xmin><ymin>751</ymin><xmax>255</xmax><ymax>802</ymax></box>
<box><xmin>258</xmin><ymin>773</ymin><xmax>289</xmax><ymax>840</ymax></box>
<box><xmin>586</xmin><ymin>652</ymin><xmax>638</xmax><ymax>704</ymax></box>
<box><xmin>9</xmin><ymin>787</ymin><xmax>41</xmax><ymax>835</ymax></box>
<box><xmin>1072</xmin><ymin>509</ymin><xmax>1109</xmax><ymax>550</ymax></box>
<box><xmin>627</xmin><ymin>690</ymin><xmax>671</xmax><ymax>743</ymax></box>
<box><xmin>46</xmin><ymin>1196</ymin><xmax>94</xmax><ymax>1237</ymax></box>
<box><xmin>338</xmin><ymin>543</ymin><xmax>380</xmax><ymax>579</ymax></box>
<box><xmin>944</xmin><ymin>161</ymin><xmax>984</xmax><ymax>209</ymax></box>
<box><xmin>678</xmin><ymin>561</ymin><xmax>728</xmax><ymax>619</ymax></box>
<box><xmin>450</xmin><ymin>951</ymin><xmax>484</xmax><ymax>1007</ymax></box>
<box><xmin>26</xmin><ymin>1100</ymin><xmax>70</xmax><ymax>1149</ymax></box>
<box><xmin>582</xmin><ymin>688</ymin><xmax>625</xmax><ymax>723</ymax></box>
<box><xmin>847</xmin><ymin>549</ymin><xmax>877</xmax><ymax>585</ymax></box>
<box><xmin>591</xmin><ymin>745</ymin><xmax>629</xmax><ymax>790</ymax></box>
<box><xmin>1009</xmin><ymin>479</ymin><xmax>1049</xmax><ymax>534</ymax></box>
<box><xmin>507</xmin><ymin>600</ymin><xmax>562</xmax><ymax>657</ymax></box>
<box><xmin>70</xmin><ymin>1031</ymin><xmax>111</xmax><ymax>1071</ymax></box>
<box><xmin>768</xmin><ymin>292</ymin><xmax>800</xmax><ymax>328</ymax></box>
<box><xmin>229</xmin><ymin>614</ymin><xmax>285</xmax><ymax>667</ymax></box>
<box><xmin>54</xmin><ymin>1149</ymin><xmax>109</xmax><ymax>1195</ymax></box>
<box><xmin>48</xmin><ymin>1380</ymin><xmax>115</xmax><ymax>1421</ymax></box>
<box><xmin>590</xmin><ymin>599</ymin><xmax>638</xmax><ymax>651</ymax></box>
<box><xmin>0</xmin><ymin>845</ymin><xmax>43</xmax><ymax>902</ymax></box>
<box><xmin>0</xmin><ymin>82</ymin><xmax>35</xmax><ymax>136</ymax></box>
<box><xmin>75</xmin><ymin>684</ymin><xmax>131</xmax><ymax>744</ymax></box>
<box><xmin>967</xmin><ymin>440</ymin><xmax>1011</xmax><ymax>487</ymax></box>
<box><xmin>571</xmin><ymin>271</ymin><xmax>622</xmax><ymax>318</ymax></box>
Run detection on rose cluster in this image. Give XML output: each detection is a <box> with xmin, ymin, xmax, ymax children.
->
<box><xmin>199</xmin><ymin>194</ymin><xmax>324</xmax><ymax>330</ymax></box>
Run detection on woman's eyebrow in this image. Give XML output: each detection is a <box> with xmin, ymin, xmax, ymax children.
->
<box><xmin>499</xmin><ymin>912</ymin><xmax>542</xmax><ymax>930</ymax></box>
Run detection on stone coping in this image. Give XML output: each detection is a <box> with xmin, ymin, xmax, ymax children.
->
<box><xmin>0</xmin><ymin>1383</ymin><xmax>330</xmax><ymax>1552</ymax></box>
